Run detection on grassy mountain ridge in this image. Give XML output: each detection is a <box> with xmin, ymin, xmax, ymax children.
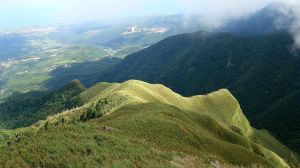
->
<box><xmin>94</xmin><ymin>31</ymin><xmax>300</xmax><ymax>154</ymax></box>
<box><xmin>0</xmin><ymin>80</ymin><xmax>298</xmax><ymax>167</ymax></box>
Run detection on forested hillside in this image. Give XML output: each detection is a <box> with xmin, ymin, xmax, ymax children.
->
<box><xmin>0</xmin><ymin>80</ymin><xmax>86</xmax><ymax>128</ymax></box>
<box><xmin>93</xmin><ymin>31</ymin><xmax>300</xmax><ymax>153</ymax></box>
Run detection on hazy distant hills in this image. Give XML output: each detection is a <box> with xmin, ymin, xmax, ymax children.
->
<box><xmin>0</xmin><ymin>14</ymin><xmax>210</xmax><ymax>100</ymax></box>
<box><xmin>0</xmin><ymin>80</ymin><xmax>298</xmax><ymax>167</ymax></box>
<box><xmin>49</xmin><ymin>15</ymin><xmax>210</xmax><ymax>54</ymax></box>
<box><xmin>0</xmin><ymin>3</ymin><xmax>292</xmax><ymax>61</ymax></box>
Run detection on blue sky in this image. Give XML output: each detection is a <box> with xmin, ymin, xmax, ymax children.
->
<box><xmin>0</xmin><ymin>0</ymin><xmax>281</xmax><ymax>28</ymax></box>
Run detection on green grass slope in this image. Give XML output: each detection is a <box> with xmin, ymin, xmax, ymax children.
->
<box><xmin>0</xmin><ymin>80</ymin><xmax>298</xmax><ymax>167</ymax></box>
<box><xmin>96</xmin><ymin>32</ymin><xmax>300</xmax><ymax>154</ymax></box>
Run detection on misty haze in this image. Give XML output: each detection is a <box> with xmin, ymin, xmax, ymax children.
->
<box><xmin>0</xmin><ymin>0</ymin><xmax>299</xmax><ymax>167</ymax></box>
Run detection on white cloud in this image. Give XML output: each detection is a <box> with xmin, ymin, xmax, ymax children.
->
<box><xmin>271</xmin><ymin>0</ymin><xmax>300</xmax><ymax>49</ymax></box>
<box><xmin>285</xmin><ymin>1</ymin><xmax>300</xmax><ymax>49</ymax></box>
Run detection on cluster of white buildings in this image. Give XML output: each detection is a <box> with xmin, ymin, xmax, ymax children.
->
<box><xmin>0</xmin><ymin>62</ymin><xmax>11</xmax><ymax>69</ymax></box>
<box><xmin>122</xmin><ymin>25</ymin><xmax>168</xmax><ymax>35</ymax></box>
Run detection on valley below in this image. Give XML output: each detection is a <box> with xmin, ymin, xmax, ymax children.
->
<box><xmin>0</xmin><ymin>3</ymin><xmax>300</xmax><ymax>167</ymax></box>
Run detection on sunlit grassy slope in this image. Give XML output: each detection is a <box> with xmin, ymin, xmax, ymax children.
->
<box><xmin>0</xmin><ymin>80</ymin><xmax>298</xmax><ymax>167</ymax></box>
<box><xmin>96</xmin><ymin>31</ymin><xmax>300</xmax><ymax>154</ymax></box>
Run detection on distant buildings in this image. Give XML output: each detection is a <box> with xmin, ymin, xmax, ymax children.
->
<box><xmin>122</xmin><ymin>25</ymin><xmax>167</xmax><ymax>35</ymax></box>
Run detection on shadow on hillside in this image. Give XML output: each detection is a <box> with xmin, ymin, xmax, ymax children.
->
<box><xmin>0</xmin><ymin>90</ymin><xmax>48</xmax><ymax>129</ymax></box>
<box><xmin>44</xmin><ymin>57</ymin><xmax>121</xmax><ymax>90</ymax></box>
<box><xmin>0</xmin><ymin>78</ymin><xmax>86</xmax><ymax>129</ymax></box>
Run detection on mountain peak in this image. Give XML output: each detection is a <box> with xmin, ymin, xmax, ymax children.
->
<box><xmin>63</xmin><ymin>79</ymin><xmax>86</xmax><ymax>91</ymax></box>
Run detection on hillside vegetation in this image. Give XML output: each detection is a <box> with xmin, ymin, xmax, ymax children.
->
<box><xmin>90</xmin><ymin>31</ymin><xmax>300</xmax><ymax>154</ymax></box>
<box><xmin>0</xmin><ymin>80</ymin><xmax>86</xmax><ymax>128</ymax></box>
<box><xmin>0</xmin><ymin>80</ymin><xmax>298</xmax><ymax>167</ymax></box>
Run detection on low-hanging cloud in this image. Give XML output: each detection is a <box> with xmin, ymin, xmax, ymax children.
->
<box><xmin>178</xmin><ymin>0</ymin><xmax>273</xmax><ymax>27</ymax></box>
<box><xmin>285</xmin><ymin>1</ymin><xmax>300</xmax><ymax>50</ymax></box>
<box><xmin>273</xmin><ymin>0</ymin><xmax>300</xmax><ymax>50</ymax></box>
<box><xmin>187</xmin><ymin>0</ymin><xmax>300</xmax><ymax>50</ymax></box>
